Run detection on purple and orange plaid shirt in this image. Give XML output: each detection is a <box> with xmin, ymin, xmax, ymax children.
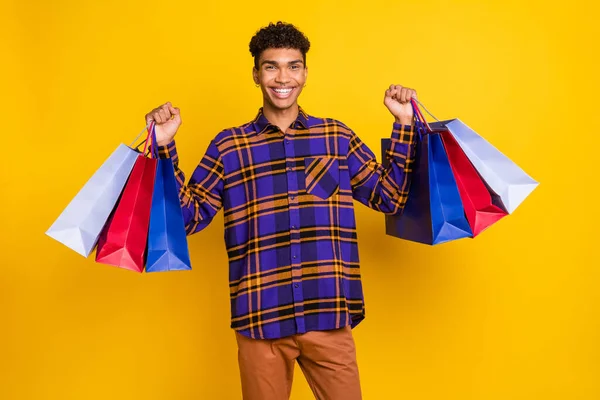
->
<box><xmin>158</xmin><ymin>107</ymin><xmax>416</xmax><ymax>339</ymax></box>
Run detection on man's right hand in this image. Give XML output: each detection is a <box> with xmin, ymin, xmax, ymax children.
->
<box><xmin>145</xmin><ymin>102</ymin><xmax>182</xmax><ymax>146</ymax></box>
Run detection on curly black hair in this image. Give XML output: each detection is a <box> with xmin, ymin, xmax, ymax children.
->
<box><xmin>249</xmin><ymin>22</ymin><xmax>311</xmax><ymax>70</ymax></box>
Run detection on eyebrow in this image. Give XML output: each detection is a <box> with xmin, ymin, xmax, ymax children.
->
<box><xmin>261</xmin><ymin>59</ymin><xmax>304</xmax><ymax>67</ymax></box>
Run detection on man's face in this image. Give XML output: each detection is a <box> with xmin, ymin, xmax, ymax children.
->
<box><xmin>253</xmin><ymin>48</ymin><xmax>308</xmax><ymax>111</ymax></box>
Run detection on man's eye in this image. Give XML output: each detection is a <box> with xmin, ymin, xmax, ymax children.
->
<box><xmin>290</xmin><ymin>65</ymin><xmax>299</xmax><ymax>70</ymax></box>
<box><xmin>266</xmin><ymin>66</ymin><xmax>276</xmax><ymax>71</ymax></box>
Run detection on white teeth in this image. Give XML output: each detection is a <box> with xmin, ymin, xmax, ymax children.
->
<box><xmin>274</xmin><ymin>88</ymin><xmax>292</xmax><ymax>93</ymax></box>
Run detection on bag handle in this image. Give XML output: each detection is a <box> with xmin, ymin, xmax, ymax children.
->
<box><xmin>410</xmin><ymin>98</ymin><xmax>445</xmax><ymax>134</ymax></box>
<box><xmin>410</xmin><ymin>98</ymin><xmax>429</xmax><ymax>136</ymax></box>
<box><xmin>150</xmin><ymin>122</ymin><xmax>160</xmax><ymax>159</ymax></box>
<box><xmin>413</xmin><ymin>99</ymin><xmax>440</xmax><ymax>123</ymax></box>
<box><xmin>129</xmin><ymin>122</ymin><xmax>159</xmax><ymax>157</ymax></box>
<box><xmin>129</xmin><ymin>125</ymin><xmax>150</xmax><ymax>148</ymax></box>
<box><xmin>141</xmin><ymin>122</ymin><xmax>155</xmax><ymax>157</ymax></box>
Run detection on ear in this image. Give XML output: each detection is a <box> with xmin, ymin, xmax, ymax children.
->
<box><xmin>252</xmin><ymin>67</ymin><xmax>259</xmax><ymax>85</ymax></box>
<box><xmin>304</xmin><ymin>66</ymin><xmax>308</xmax><ymax>80</ymax></box>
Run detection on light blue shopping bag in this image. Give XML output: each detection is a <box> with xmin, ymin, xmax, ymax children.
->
<box><xmin>45</xmin><ymin>128</ymin><xmax>147</xmax><ymax>257</ymax></box>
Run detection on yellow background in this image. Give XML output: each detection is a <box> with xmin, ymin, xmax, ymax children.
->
<box><xmin>1</xmin><ymin>0</ymin><xmax>598</xmax><ymax>399</ymax></box>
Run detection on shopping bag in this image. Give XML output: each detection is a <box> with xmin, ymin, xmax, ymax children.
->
<box><xmin>95</xmin><ymin>128</ymin><xmax>157</xmax><ymax>272</ymax></box>
<box><xmin>145</xmin><ymin>123</ymin><xmax>192</xmax><ymax>272</ymax></box>
<box><xmin>435</xmin><ymin>119</ymin><xmax>538</xmax><ymax>214</ymax></box>
<box><xmin>439</xmin><ymin>130</ymin><xmax>508</xmax><ymax>236</ymax></box>
<box><xmin>383</xmin><ymin>102</ymin><xmax>473</xmax><ymax>245</ymax></box>
<box><xmin>46</xmin><ymin>130</ymin><xmax>146</xmax><ymax>257</ymax></box>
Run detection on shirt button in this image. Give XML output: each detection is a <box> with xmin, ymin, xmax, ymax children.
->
<box><xmin>290</xmin><ymin>195</ymin><xmax>295</xmax><ymax>200</ymax></box>
<box><xmin>286</xmin><ymin>140</ymin><xmax>290</xmax><ymax>145</ymax></box>
<box><xmin>293</xmin><ymin>255</ymin><xmax>297</xmax><ymax>259</ymax></box>
<box><xmin>291</xmin><ymin>225</ymin><xmax>296</xmax><ymax>229</ymax></box>
<box><xmin>294</xmin><ymin>284</ymin><xmax>299</xmax><ymax>288</ymax></box>
<box><xmin>288</xmin><ymin>167</ymin><xmax>292</xmax><ymax>171</ymax></box>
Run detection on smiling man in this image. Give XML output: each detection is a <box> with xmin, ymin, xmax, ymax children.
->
<box><xmin>146</xmin><ymin>21</ymin><xmax>417</xmax><ymax>400</ymax></box>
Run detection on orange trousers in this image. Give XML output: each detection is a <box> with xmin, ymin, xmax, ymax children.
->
<box><xmin>235</xmin><ymin>325</ymin><xmax>362</xmax><ymax>400</ymax></box>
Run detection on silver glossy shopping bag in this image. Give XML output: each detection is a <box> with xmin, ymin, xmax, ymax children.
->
<box><xmin>437</xmin><ymin>119</ymin><xmax>539</xmax><ymax>214</ymax></box>
<box><xmin>45</xmin><ymin>129</ymin><xmax>146</xmax><ymax>257</ymax></box>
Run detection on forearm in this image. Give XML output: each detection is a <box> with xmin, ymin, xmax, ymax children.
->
<box><xmin>350</xmin><ymin>123</ymin><xmax>416</xmax><ymax>214</ymax></box>
<box><xmin>157</xmin><ymin>140</ymin><xmax>224</xmax><ymax>234</ymax></box>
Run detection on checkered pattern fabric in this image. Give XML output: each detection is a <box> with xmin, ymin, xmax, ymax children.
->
<box><xmin>157</xmin><ymin>107</ymin><xmax>415</xmax><ymax>339</ymax></box>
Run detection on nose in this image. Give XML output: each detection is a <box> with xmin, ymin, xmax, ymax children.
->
<box><xmin>275</xmin><ymin>68</ymin><xmax>291</xmax><ymax>85</ymax></box>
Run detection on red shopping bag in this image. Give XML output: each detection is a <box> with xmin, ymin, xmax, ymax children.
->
<box><xmin>440</xmin><ymin>130</ymin><xmax>507</xmax><ymax>237</ymax></box>
<box><xmin>95</xmin><ymin>130</ymin><xmax>157</xmax><ymax>272</ymax></box>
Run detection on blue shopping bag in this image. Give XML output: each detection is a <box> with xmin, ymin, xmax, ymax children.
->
<box><xmin>145</xmin><ymin>123</ymin><xmax>192</xmax><ymax>272</ymax></box>
<box><xmin>382</xmin><ymin>101</ymin><xmax>472</xmax><ymax>245</ymax></box>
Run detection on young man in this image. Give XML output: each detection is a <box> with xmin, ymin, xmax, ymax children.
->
<box><xmin>146</xmin><ymin>22</ymin><xmax>417</xmax><ymax>400</ymax></box>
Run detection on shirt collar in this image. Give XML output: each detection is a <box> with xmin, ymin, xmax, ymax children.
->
<box><xmin>253</xmin><ymin>106</ymin><xmax>310</xmax><ymax>135</ymax></box>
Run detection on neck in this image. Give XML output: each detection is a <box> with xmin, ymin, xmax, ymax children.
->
<box><xmin>263</xmin><ymin>102</ymin><xmax>299</xmax><ymax>133</ymax></box>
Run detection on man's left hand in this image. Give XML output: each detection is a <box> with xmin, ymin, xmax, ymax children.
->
<box><xmin>384</xmin><ymin>84</ymin><xmax>417</xmax><ymax>126</ymax></box>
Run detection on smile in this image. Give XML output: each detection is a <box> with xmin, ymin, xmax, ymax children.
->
<box><xmin>270</xmin><ymin>87</ymin><xmax>295</xmax><ymax>99</ymax></box>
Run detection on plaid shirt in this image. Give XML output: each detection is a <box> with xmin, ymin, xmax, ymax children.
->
<box><xmin>158</xmin><ymin>107</ymin><xmax>416</xmax><ymax>339</ymax></box>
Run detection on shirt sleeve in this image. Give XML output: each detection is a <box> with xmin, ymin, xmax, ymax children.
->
<box><xmin>347</xmin><ymin>122</ymin><xmax>416</xmax><ymax>215</ymax></box>
<box><xmin>157</xmin><ymin>139</ymin><xmax>225</xmax><ymax>235</ymax></box>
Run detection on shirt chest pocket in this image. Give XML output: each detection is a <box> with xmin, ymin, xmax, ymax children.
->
<box><xmin>304</xmin><ymin>157</ymin><xmax>339</xmax><ymax>199</ymax></box>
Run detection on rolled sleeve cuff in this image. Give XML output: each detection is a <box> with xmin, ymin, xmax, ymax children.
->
<box><xmin>157</xmin><ymin>140</ymin><xmax>178</xmax><ymax>161</ymax></box>
<box><xmin>390</xmin><ymin>123</ymin><xmax>417</xmax><ymax>164</ymax></box>
<box><xmin>391</xmin><ymin>122</ymin><xmax>415</xmax><ymax>144</ymax></box>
